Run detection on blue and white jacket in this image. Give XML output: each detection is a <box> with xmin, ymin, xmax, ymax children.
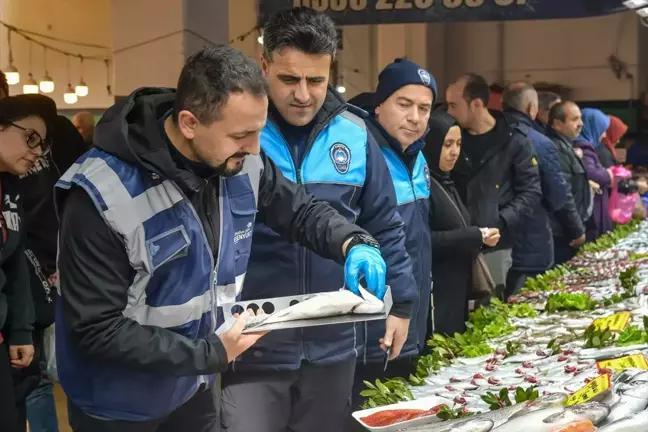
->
<box><xmin>54</xmin><ymin>88</ymin><xmax>367</xmax><ymax>421</ymax></box>
<box><xmin>233</xmin><ymin>90</ymin><xmax>417</xmax><ymax>371</ymax></box>
<box><xmin>363</xmin><ymin>117</ymin><xmax>432</xmax><ymax>363</ymax></box>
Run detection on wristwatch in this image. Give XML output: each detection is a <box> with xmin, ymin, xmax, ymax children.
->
<box><xmin>345</xmin><ymin>233</ymin><xmax>380</xmax><ymax>256</ymax></box>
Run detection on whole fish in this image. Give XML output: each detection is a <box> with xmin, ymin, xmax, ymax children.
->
<box><xmin>491</xmin><ymin>402</ymin><xmax>610</xmax><ymax>432</ymax></box>
<box><xmin>598</xmin><ymin>410</ymin><xmax>648</xmax><ymax>431</ymax></box>
<box><xmin>448</xmin><ymin>420</ymin><xmax>495</xmax><ymax>432</ymax></box>
<box><xmin>598</xmin><ymin>378</ymin><xmax>648</xmax><ymax>425</ymax></box>
<box><xmin>402</xmin><ymin>394</ymin><xmax>567</xmax><ymax>431</ymax></box>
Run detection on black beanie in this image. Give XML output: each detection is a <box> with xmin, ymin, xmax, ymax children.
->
<box><xmin>374</xmin><ymin>58</ymin><xmax>438</xmax><ymax>107</ymax></box>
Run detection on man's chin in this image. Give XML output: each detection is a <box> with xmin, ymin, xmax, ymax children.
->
<box><xmin>220</xmin><ymin>159</ymin><xmax>245</xmax><ymax>177</ymax></box>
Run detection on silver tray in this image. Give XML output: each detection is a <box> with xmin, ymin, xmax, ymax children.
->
<box><xmin>220</xmin><ymin>287</ymin><xmax>393</xmax><ymax>333</ymax></box>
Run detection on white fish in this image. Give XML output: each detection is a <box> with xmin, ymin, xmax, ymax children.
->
<box><xmin>244</xmin><ymin>287</ymin><xmax>383</xmax><ymax>329</ymax></box>
<box><xmin>492</xmin><ymin>402</ymin><xmax>610</xmax><ymax>432</ymax></box>
<box><xmin>598</xmin><ymin>410</ymin><xmax>648</xmax><ymax>431</ymax></box>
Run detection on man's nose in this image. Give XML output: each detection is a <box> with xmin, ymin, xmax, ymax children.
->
<box><xmin>294</xmin><ymin>81</ymin><xmax>309</xmax><ymax>103</ymax></box>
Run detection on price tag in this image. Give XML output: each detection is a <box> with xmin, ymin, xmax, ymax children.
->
<box><xmin>592</xmin><ymin>312</ymin><xmax>631</xmax><ymax>332</ymax></box>
<box><xmin>565</xmin><ymin>374</ymin><xmax>611</xmax><ymax>406</ymax></box>
<box><xmin>597</xmin><ymin>354</ymin><xmax>648</xmax><ymax>372</ymax></box>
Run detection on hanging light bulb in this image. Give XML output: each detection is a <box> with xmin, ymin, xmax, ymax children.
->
<box><xmin>39</xmin><ymin>72</ymin><xmax>55</xmax><ymax>93</ymax></box>
<box><xmin>258</xmin><ymin>35</ymin><xmax>263</xmax><ymax>44</ymax></box>
<box><xmin>336</xmin><ymin>85</ymin><xmax>346</xmax><ymax>94</ymax></box>
<box><xmin>4</xmin><ymin>64</ymin><xmax>20</xmax><ymax>85</ymax></box>
<box><xmin>64</xmin><ymin>83</ymin><xmax>78</xmax><ymax>104</ymax></box>
<box><xmin>75</xmin><ymin>79</ymin><xmax>89</xmax><ymax>97</ymax></box>
<box><xmin>23</xmin><ymin>73</ymin><xmax>39</xmax><ymax>94</ymax></box>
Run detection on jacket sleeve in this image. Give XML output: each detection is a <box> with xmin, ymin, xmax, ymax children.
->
<box><xmin>256</xmin><ymin>152</ymin><xmax>366</xmax><ymax>265</ymax></box>
<box><xmin>537</xmin><ymin>137</ymin><xmax>568</xmax><ymax>213</ymax></box>
<box><xmin>499</xmin><ymin>134</ymin><xmax>542</xmax><ymax>230</ymax></box>
<box><xmin>58</xmin><ymin>188</ymin><xmax>229</xmax><ymax>376</ymax></box>
<box><xmin>353</xmin><ymin>134</ymin><xmax>417</xmax><ymax>319</ymax></box>
<box><xmin>581</xmin><ymin>147</ymin><xmax>612</xmax><ymax>187</ymax></box>
<box><xmin>551</xmin><ymin>141</ymin><xmax>586</xmax><ymax>240</ymax></box>
<box><xmin>431</xmin><ymin>227</ymin><xmax>483</xmax><ymax>260</ymax></box>
<box><xmin>4</xmin><ymin>241</ymin><xmax>34</xmax><ymax>346</ymax></box>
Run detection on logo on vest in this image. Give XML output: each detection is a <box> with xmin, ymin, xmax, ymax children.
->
<box><xmin>423</xmin><ymin>165</ymin><xmax>431</xmax><ymax>191</ymax></box>
<box><xmin>330</xmin><ymin>143</ymin><xmax>351</xmax><ymax>174</ymax></box>
<box><xmin>418</xmin><ymin>69</ymin><xmax>431</xmax><ymax>86</ymax></box>
<box><xmin>234</xmin><ymin>222</ymin><xmax>253</xmax><ymax>244</ymax></box>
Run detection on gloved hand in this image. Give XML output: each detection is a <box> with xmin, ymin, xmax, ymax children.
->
<box><xmin>344</xmin><ymin>245</ymin><xmax>386</xmax><ymax>300</ymax></box>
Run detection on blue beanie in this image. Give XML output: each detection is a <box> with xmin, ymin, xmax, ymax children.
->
<box><xmin>374</xmin><ymin>58</ymin><xmax>437</xmax><ymax>107</ymax></box>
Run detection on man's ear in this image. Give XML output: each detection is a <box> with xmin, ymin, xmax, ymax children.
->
<box><xmin>260</xmin><ymin>55</ymin><xmax>270</xmax><ymax>78</ymax></box>
<box><xmin>176</xmin><ymin>110</ymin><xmax>198</xmax><ymax>141</ymax></box>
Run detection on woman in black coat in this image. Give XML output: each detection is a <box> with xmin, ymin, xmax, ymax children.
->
<box><xmin>423</xmin><ymin>111</ymin><xmax>500</xmax><ymax>337</ymax></box>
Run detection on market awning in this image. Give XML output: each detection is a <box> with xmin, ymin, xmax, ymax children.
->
<box><xmin>258</xmin><ymin>0</ymin><xmax>628</xmax><ymax>26</ymax></box>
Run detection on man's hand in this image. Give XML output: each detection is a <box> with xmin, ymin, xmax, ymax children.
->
<box><xmin>219</xmin><ymin>310</ymin><xmax>269</xmax><ymax>363</ymax></box>
<box><xmin>483</xmin><ymin>228</ymin><xmax>501</xmax><ymax>247</ymax></box>
<box><xmin>9</xmin><ymin>345</ymin><xmax>34</xmax><ymax>368</ymax></box>
<box><xmin>344</xmin><ymin>245</ymin><xmax>387</xmax><ymax>300</ymax></box>
<box><xmin>569</xmin><ymin>234</ymin><xmax>586</xmax><ymax>248</ymax></box>
<box><xmin>380</xmin><ymin>315</ymin><xmax>409</xmax><ymax>360</ymax></box>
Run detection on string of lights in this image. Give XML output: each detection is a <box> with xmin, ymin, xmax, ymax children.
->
<box><xmin>0</xmin><ymin>20</ymin><xmax>111</xmax><ymax>104</ymax></box>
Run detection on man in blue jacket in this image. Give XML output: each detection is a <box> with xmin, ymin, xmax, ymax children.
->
<box><xmin>220</xmin><ymin>8</ymin><xmax>417</xmax><ymax>432</ymax></box>
<box><xmin>502</xmin><ymin>82</ymin><xmax>584</xmax><ymax>297</ymax></box>
<box><xmin>347</xmin><ymin>59</ymin><xmax>434</xmax><ymax>412</ymax></box>
<box><xmin>54</xmin><ymin>45</ymin><xmax>387</xmax><ymax>432</ymax></box>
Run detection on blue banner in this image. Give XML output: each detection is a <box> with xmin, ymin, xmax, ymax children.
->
<box><xmin>258</xmin><ymin>0</ymin><xmax>627</xmax><ymax>25</ymax></box>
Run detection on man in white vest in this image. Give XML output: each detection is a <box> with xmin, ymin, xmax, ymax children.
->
<box><xmin>54</xmin><ymin>45</ymin><xmax>387</xmax><ymax>432</ymax></box>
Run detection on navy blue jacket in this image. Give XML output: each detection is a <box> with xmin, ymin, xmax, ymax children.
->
<box><xmin>233</xmin><ymin>90</ymin><xmax>417</xmax><ymax>371</ymax></box>
<box><xmin>362</xmin><ymin>117</ymin><xmax>432</xmax><ymax>363</ymax></box>
<box><xmin>505</xmin><ymin>111</ymin><xmax>569</xmax><ymax>272</ymax></box>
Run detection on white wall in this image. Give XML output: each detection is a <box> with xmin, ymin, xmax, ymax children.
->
<box><xmin>1</xmin><ymin>0</ymin><xmax>114</xmax><ymax>109</ymax></box>
<box><xmin>441</xmin><ymin>11</ymin><xmax>639</xmax><ymax>101</ymax></box>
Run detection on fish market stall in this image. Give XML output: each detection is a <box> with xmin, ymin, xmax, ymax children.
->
<box><xmin>353</xmin><ymin>221</ymin><xmax>648</xmax><ymax>431</ymax></box>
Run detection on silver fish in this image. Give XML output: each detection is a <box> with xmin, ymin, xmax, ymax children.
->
<box><xmin>599</xmin><ymin>380</ymin><xmax>648</xmax><ymax>425</ymax></box>
<box><xmin>403</xmin><ymin>394</ymin><xmax>567</xmax><ymax>432</ymax></box>
<box><xmin>598</xmin><ymin>410</ymin><xmax>648</xmax><ymax>431</ymax></box>
<box><xmin>491</xmin><ymin>402</ymin><xmax>610</xmax><ymax>432</ymax></box>
<box><xmin>577</xmin><ymin>345</ymin><xmax>648</xmax><ymax>361</ymax></box>
<box><xmin>448</xmin><ymin>420</ymin><xmax>495</xmax><ymax>432</ymax></box>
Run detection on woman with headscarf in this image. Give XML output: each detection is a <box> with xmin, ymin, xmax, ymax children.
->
<box><xmin>598</xmin><ymin>115</ymin><xmax>628</xmax><ymax>168</ymax></box>
<box><xmin>574</xmin><ymin>108</ymin><xmax>613</xmax><ymax>240</ymax></box>
<box><xmin>422</xmin><ymin>111</ymin><xmax>500</xmax><ymax>337</ymax></box>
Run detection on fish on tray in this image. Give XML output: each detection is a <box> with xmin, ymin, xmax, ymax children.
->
<box><xmin>244</xmin><ymin>287</ymin><xmax>384</xmax><ymax>330</ymax></box>
<box><xmin>360</xmin><ymin>404</ymin><xmax>447</xmax><ymax>427</ymax></box>
<box><xmin>491</xmin><ymin>402</ymin><xmax>610</xmax><ymax>432</ymax></box>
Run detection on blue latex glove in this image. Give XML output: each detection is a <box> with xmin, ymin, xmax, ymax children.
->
<box><xmin>344</xmin><ymin>245</ymin><xmax>387</xmax><ymax>300</ymax></box>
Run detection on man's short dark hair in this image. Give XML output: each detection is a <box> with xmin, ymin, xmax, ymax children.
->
<box><xmin>538</xmin><ymin>91</ymin><xmax>561</xmax><ymax>112</ymax></box>
<box><xmin>0</xmin><ymin>72</ymin><xmax>9</xmax><ymax>98</ymax></box>
<box><xmin>458</xmin><ymin>73</ymin><xmax>490</xmax><ymax>106</ymax></box>
<box><xmin>548</xmin><ymin>100</ymin><xmax>575</xmax><ymax>126</ymax></box>
<box><xmin>262</xmin><ymin>7</ymin><xmax>338</xmax><ymax>61</ymax></box>
<box><xmin>173</xmin><ymin>45</ymin><xmax>268</xmax><ymax>125</ymax></box>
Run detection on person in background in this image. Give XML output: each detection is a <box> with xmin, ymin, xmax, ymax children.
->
<box><xmin>598</xmin><ymin>115</ymin><xmax>627</xmax><ymax>168</ymax></box>
<box><xmin>71</xmin><ymin>111</ymin><xmax>94</xmax><ymax>146</ymax></box>
<box><xmin>221</xmin><ymin>8</ymin><xmax>416</xmax><ymax>432</ymax></box>
<box><xmin>18</xmin><ymin>97</ymin><xmax>89</xmax><ymax>432</ymax></box>
<box><xmin>56</xmin><ymin>45</ymin><xmax>386</xmax><ymax>432</ymax></box>
<box><xmin>0</xmin><ymin>95</ymin><xmax>56</xmax><ymax>432</ymax></box>
<box><xmin>347</xmin><ymin>58</ymin><xmax>435</xmax><ymax>414</ymax></box>
<box><xmin>546</xmin><ymin>101</ymin><xmax>592</xmax><ymax>264</ymax></box>
<box><xmin>501</xmin><ymin>83</ymin><xmax>579</xmax><ymax>297</ymax></box>
<box><xmin>424</xmin><ymin>110</ymin><xmax>500</xmax><ymax>335</ymax></box>
<box><xmin>445</xmin><ymin>73</ymin><xmax>541</xmax><ymax>299</ymax></box>
<box><xmin>536</xmin><ymin>91</ymin><xmax>562</xmax><ymax>130</ymax></box>
<box><xmin>0</xmin><ymin>72</ymin><xmax>8</xmax><ymax>99</ymax></box>
<box><xmin>575</xmin><ymin>108</ymin><xmax>613</xmax><ymax>240</ymax></box>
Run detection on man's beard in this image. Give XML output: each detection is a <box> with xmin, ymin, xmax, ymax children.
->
<box><xmin>215</xmin><ymin>152</ymin><xmax>248</xmax><ymax>177</ymax></box>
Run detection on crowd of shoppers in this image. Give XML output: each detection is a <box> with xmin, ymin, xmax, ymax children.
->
<box><xmin>1</xmin><ymin>5</ymin><xmax>647</xmax><ymax>432</ymax></box>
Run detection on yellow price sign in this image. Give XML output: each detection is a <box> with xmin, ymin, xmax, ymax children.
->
<box><xmin>597</xmin><ymin>354</ymin><xmax>648</xmax><ymax>372</ymax></box>
<box><xmin>565</xmin><ymin>374</ymin><xmax>611</xmax><ymax>406</ymax></box>
<box><xmin>592</xmin><ymin>312</ymin><xmax>632</xmax><ymax>332</ymax></box>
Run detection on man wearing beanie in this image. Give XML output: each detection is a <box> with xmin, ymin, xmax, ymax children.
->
<box><xmin>347</xmin><ymin>59</ymin><xmax>435</xmax><ymax>415</ymax></box>
<box><xmin>220</xmin><ymin>8</ymin><xmax>417</xmax><ymax>432</ymax></box>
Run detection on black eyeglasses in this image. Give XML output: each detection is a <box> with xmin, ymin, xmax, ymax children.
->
<box><xmin>8</xmin><ymin>122</ymin><xmax>51</xmax><ymax>156</ymax></box>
